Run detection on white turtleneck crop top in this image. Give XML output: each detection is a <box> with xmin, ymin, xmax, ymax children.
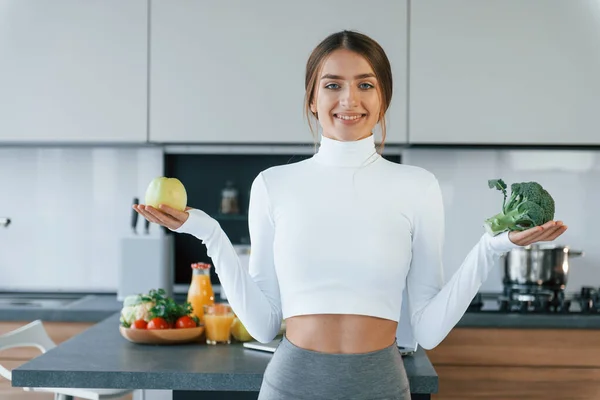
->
<box><xmin>174</xmin><ymin>134</ymin><xmax>521</xmax><ymax>349</ymax></box>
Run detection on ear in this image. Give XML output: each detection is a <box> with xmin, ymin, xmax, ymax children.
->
<box><xmin>310</xmin><ymin>102</ymin><xmax>316</xmax><ymax>115</ymax></box>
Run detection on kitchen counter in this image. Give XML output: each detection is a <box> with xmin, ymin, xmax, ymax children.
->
<box><xmin>458</xmin><ymin>312</ymin><xmax>600</xmax><ymax>329</ymax></box>
<box><xmin>12</xmin><ymin>313</ymin><xmax>439</xmax><ymax>399</ymax></box>
<box><xmin>2</xmin><ymin>292</ymin><xmax>600</xmax><ymax>329</ymax></box>
<box><xmin>0</xmin><ymin>293</ymin><xmax>123</xmax><ymax>322</ymax></box>
<box><xmin>457</xmin><ymin>292</ymin><xmax>600</xmax><ymax>329</ymax></box>
<box><xmin>0</xmin><ymin>292</ymin><xmax>219</xmax><ymax>323</ymax></box>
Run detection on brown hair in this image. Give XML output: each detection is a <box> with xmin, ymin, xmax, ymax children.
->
<box><xmin>304</xmin><ymin>30</ymin><xmax>393</xmax><ymax>153</ymax></box>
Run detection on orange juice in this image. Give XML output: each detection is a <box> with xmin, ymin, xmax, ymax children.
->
<box><xmin>187</xmin><ymin>263</ymin><xmax>214</xmax><ymax>323</ymax></box>
<box><xmin>204</xmin><ymin>303</ymin><xmax>235</xmax><ymax>345</ymax></box>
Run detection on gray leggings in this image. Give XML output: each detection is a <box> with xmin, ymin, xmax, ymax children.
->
<box><xmin>258</xmin><ymin>335</ymin><xmax>411</xmax><ymax>400</ymax></box>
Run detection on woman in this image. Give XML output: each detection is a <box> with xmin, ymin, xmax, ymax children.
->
<box><xmin>134</xmin><ymin>31</ymin><xmax>567</xmax><ymax>399</ymax></box>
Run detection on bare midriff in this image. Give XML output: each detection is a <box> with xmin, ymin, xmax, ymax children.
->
<box><xmin>284</xmin><ymin>314</ymin><xmax>398</xmax><ymax>354</ymax></box>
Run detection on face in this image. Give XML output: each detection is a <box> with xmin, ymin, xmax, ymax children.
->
<box><xmin>310</xmin><ymin>49</ymin><xmax>382</xmax><ymax>142</ymax></box>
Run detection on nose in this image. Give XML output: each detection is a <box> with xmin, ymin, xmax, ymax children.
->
<box><xmin>340</xmin><ymin>86</ymin><xmax>359</xmax><ymax>108</ymax></box>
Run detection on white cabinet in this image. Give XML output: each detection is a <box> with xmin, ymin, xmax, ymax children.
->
<box><xmin>0</xmin><ymin>1</ymin><xmax>148</xmax><ymax>143</ymax></box>
<box><xmin>149</xmin><ymin>0</ymin><xmax>408</xmax><ymax>144</ymax></box>
<box><xmin>409</xmin><ymin>1</ymin><xmax>600</xmax><ymax>145</ymax></box>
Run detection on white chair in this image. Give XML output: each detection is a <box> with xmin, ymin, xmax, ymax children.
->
<box><xmin>0</xmin><ymin>319</ymin><xmax>134</xmax><ymax>400</ymax></box>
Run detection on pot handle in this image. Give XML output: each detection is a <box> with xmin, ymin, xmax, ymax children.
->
<box><xmin>569</xmin><ymin>250</ymin><xmax>584</xmax><ymax>257</ymax></box>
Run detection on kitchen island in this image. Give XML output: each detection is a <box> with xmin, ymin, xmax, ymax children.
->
<box><xmin>11</xmin><ymin>313</ymin><xmax>439</xmax><ymax>399</ymax></box>
<box><xmin>6</xmin><ymin>291</ymin><xmax>600</xmax><ymax>399</ymax></box>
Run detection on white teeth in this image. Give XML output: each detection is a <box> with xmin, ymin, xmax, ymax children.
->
<box><xmin>335</xmin><ymin>114</ymin><xmax>363</xmax><ymax>120</ymax></box>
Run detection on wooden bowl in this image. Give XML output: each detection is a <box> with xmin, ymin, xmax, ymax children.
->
<box><xmin>119</xmin><ymin>325</ymin><xmax>205</xmax><ymax>345</ymax></box>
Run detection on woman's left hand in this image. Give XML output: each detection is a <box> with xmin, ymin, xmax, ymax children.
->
<box><xmin>508</xmin><ymin>220</ymin><xmax>568</xmax><ymax>246</ymax></box>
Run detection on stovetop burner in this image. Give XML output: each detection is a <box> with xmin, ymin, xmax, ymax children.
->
<box><xmin>468</xmin><ymin>285</ymin><xmax>600</xmax><ymax>314</ymax></box>
<box><xmin>578</xmin><ymin>287</ymin><xmax>600</xmax><ymax>313</ymax></box>
<box><xmin>501</xmin><ymin>290</ymin><xmax>569</xmax><ymax>313</ymax></box>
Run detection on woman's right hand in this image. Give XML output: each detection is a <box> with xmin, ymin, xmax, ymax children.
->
<box><xmin>133</xmin><ymin>204</ymin><xmax>192</xmax><ymax>231</ymax></box>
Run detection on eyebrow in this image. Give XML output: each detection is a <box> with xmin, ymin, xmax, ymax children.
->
<box><xmin>320</xmin><ymin>73</ymin><xmax>376</xmax><ymax>80</ymax></box>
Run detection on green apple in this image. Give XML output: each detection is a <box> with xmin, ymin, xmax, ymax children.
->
<box><xmin>231</xmin><ymin>317</ymin><xmax>254</xmax><ymax>342</ymax></box>
<box><xmin>145</xmin><ymin>177</ymin><xmax>188</xmax><ymax>211</ymax></box>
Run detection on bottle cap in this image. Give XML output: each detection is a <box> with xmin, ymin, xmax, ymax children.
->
<box><xmin>191</xmin><ymin>262</ymin><xmax>211</xmax><ymax>270</ymax></box>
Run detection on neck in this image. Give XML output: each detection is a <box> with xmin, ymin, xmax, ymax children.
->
<box><xmin>313</xmin><ymin>133</ymin><xmax>380</xmax><ymax>167</ymax></box>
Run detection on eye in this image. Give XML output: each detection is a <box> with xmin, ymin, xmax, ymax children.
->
<box><xmin>324</xmin><ymin>83</ymin><xmax>340</xmax><ymax>90</ymax></box>
<box><xmin>359</xmin><ymin>82</ymin><xmax>375</xmax><ymax>90</ymax></box>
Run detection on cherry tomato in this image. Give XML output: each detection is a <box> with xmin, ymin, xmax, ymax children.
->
<box><xmin>147</xmin><ymin>317</ymin><xmax>169</xmax><ymax>330</ymax></box>
<box><xmin>131</xmin><ymin>319</ymin><xmax>147</xmax><ymax>329</ymax></box>
<box><xmin>175</xmin><ymin>316</ymin><xmax>197</xmax><ymax>329</ymax></box>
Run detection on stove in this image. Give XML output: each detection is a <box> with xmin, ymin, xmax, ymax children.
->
<box><xmin>468</xmin><ymin>285</ymin><xmax>600</xmax><ymax>314</ymax></box>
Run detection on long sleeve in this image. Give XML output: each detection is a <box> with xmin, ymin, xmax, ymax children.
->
<box><xmin>406</xmin><ymin>176</ymin><xmax>520</xmax><ymax>350</ymax></box>
<box><xmin>173</xmin><ymin>173</ymin><xmax>282</xmax><ymax>343</ymax></box>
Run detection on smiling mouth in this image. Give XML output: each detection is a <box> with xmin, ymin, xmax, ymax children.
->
<box><xmin>334</xmin><ymin>114</ymin><xmax>367</xmax><ymax>121</ymax></box>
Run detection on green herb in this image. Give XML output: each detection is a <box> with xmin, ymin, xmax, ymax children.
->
<box><xmin>145</xmin><ymin>288</ymin><xmax>194</xmax><ymax>324</ymax></box>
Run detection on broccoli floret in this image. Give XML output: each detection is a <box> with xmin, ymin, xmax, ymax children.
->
<box><xmin>484</xmin><ymin>178</ymin><xmax>555</xmax><ymax>236</ymax></box>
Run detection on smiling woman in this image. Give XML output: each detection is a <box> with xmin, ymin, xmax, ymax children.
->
<box><xmin>134</xmin><ymin>30</ymin><xmax>567</xmax><ymax>400</ymax></box>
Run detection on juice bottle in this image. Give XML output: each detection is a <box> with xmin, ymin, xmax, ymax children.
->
<box><xmin>187</xmin><ymin>262</ymin><xmax>215</xmax><ymax>324</ymax></box>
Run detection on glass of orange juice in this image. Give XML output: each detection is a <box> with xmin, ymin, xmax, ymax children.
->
<box><xmin>203</xmin><ymin>303</ymin><xmax>235</xmax><ymax>345</ymax></box>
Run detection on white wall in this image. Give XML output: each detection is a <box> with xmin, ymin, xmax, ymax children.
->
<box><xmin>403</xmin><ymin>148</ymin><xmax>599</xmax><ymax>294</ymax></box>
<box><xmin>0</xmin><ymin>146</ymin><xmax>163</xmax><ymax>292</ymax></box>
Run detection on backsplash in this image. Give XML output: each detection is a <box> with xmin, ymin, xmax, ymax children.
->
<box><xmin>403</xmin><ymin>148</ymin><xmax>600</xmax><ymax>293</ymax></box>
<box><xmin>0</xmin><ymin>145</ymin><xmax>597</xmax><ymax>294</ymax></box>
<box><xmin>0</xmin><ymin>146</ymin><xmax>164</xmax><ymax>292</ymax></box>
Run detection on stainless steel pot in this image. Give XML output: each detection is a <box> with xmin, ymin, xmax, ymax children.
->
<box><xmin>501</xmin><ymin>244</ymin><xmax>584</xmax><ymax>289</ymax></box>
